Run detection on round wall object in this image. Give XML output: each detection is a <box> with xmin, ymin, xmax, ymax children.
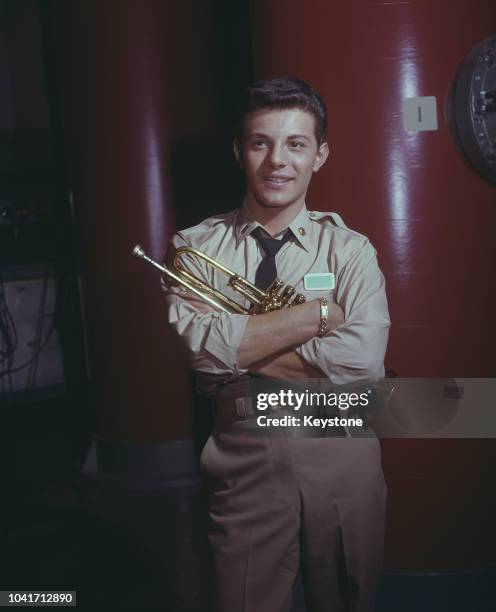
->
<box><xmin>446</xmin><ymin>35</ymin><xmax>496</xmax><ymax>185</ymax></box>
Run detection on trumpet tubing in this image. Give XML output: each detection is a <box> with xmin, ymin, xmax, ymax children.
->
<box><xmin>132</xmin><ymin>244</ymin><xmax>306</xmax><ymax>314</ymax></box>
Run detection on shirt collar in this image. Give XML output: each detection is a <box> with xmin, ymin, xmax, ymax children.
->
<box><xmin>235</xmin><ymin>201</ymin><xmax>312</xmax><ymax>252</ymax></box>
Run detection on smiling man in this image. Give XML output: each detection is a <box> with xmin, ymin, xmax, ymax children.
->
<box><xmin>162</xmin><ymin>78</ymin><xmax>390</xmax><ymax>612</ymax></box>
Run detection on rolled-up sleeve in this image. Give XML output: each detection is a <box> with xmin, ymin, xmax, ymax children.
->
<box><xmin>296</xmin><ymin>239</ymin><xmax>390</xmax><ymax>384</ymax></box>
<box><xmin>161</xmin><ymin>233</ymin><xmax>250</xmax><ymax>378</ymax></box>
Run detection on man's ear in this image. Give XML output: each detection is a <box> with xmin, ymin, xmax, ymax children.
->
<box><xmin>233</xmin><ymin>139</ymin><xmax>243</xmax><ymax>169</ymax></box>
<box><xmin>313</xmin><ymin>141</ymin><xmax>330</xmax><ymax>173</ymax></box>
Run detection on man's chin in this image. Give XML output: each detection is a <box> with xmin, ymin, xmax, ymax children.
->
<box><xmin>256</xmin><ymin>196</ymin><xmax>296</xmax><ymax>209</ymax></box>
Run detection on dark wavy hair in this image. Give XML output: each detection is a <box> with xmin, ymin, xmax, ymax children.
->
<box><xmin>235</xmin><ymin>77</ymin><xmax>328</xmax><ymax>144</ymax></box>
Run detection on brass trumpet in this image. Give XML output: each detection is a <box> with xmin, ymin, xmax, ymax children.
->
<box><xmin>131</xmin><ymin>244</ymin><xmax>306</xmax><ymax>314</ymax></box>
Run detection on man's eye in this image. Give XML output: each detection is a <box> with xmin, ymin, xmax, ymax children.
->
<box><xmin>290</xmin><ymin>141</ymin><xmax>305</xmax><ymax>149</ymax></box>
<box><xmin>252</xmin><ymin>140</ymin><xmax>267</xmax><ymax>148</ymax></box>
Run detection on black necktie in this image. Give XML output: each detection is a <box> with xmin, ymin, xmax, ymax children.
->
<box><xmin>252</xmin><ymin>227</ymin><xmax>292</xmax><ymax>290</ymax></box>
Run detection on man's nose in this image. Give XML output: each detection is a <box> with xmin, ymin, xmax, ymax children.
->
<box><xmin>265</xmin><ymin>144</ymin><xmax>287</xmax><ymax>167</ymax></box>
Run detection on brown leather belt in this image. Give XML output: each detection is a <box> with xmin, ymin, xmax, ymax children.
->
<box><xmin>214</xmin><ymin>397</ymin><xmax>259</xmax><ymax>424</ymax></box>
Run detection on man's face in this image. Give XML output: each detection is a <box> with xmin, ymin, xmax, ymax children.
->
<box><xmin>234</xmin><ymin>108</ymin><xmax>329</xmax><ymax>212</ymax></box>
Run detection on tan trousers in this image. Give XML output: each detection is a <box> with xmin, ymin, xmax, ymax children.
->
<box><xmin>200</xmin><ymin>425</ymin><xmax>387</xmax><ymax>612</ymax></box>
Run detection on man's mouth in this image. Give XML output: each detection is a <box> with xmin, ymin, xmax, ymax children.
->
<box><xmin>263</xmin><ymin>176</ymin><xmax>293</xmax><ymax>185</ymax></box>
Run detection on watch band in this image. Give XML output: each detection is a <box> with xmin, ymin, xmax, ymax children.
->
<box><xmin>317</xmin><ymin>298</ymin><xmax>329</xmax><ymax>337</ymax></box>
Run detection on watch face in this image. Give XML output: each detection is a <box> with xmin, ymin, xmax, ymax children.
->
<box><xmin>446</xmin><ymin>35</ymin><xmax>496</xmax><ymax>185</ymax></box>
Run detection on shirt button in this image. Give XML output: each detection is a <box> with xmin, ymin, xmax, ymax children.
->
<box><xmin>298</xmin><ymin>227</ymin><xmax>306</xmax><ymax>236</ymax></box>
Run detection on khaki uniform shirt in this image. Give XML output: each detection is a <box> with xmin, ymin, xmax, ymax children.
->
<box><xmin>162</xmin><ymin>204</ymin><xmax>390</xmax><ymax>396</ymax></box>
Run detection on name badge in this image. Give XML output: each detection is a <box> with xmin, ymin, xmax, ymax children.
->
<box><xmin>304</xmin><ymin>273</ymin><xmax>335</xmax><ymax>291</ymax></box>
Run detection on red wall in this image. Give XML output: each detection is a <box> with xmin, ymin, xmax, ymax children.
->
<box><xmin>50</xmin><ymin>0</ymin><xmax>249</xmax><ymax>443</ymax></box>
<box><xmin>250</xmin><ymin>0</ymin><xmax>496</xmax><ymax>570</ymax></box>
<box><xmin>52</xmin><ymin>0</ymin><xmax>195</xmax><ymax>442</ymax></box>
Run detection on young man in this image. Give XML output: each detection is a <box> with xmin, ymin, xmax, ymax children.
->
<box><xmin>163</xmin><ymin>78</ymin><xmax>390</xmax><ymax>612</ymax></box>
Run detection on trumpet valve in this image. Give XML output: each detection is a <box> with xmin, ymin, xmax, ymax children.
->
<box><xmin>279</xmin><ymin>285</ymin><xmax>296</xmax><ymax>305</ymax></box>
<box><xmin>292</xmin><ymin>293</ymin><xmax>306</xmax><ymax>306</ymax></box>
<box><xmin>266</xmin><ymin>278</ymin><xmax>284</xmax><ymax>295</ymax></box>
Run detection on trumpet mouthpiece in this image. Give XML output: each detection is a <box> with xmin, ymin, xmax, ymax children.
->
<box><xmin>132</xmin><ymin>244</ymin><xmax>145</xmax><ymax>258</ymax></box>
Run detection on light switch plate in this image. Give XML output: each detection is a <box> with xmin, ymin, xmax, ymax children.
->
<box><xmin>403</xmin><ymin>96</ymin><xmax>438</xmax><ymax>132</ymax></box>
